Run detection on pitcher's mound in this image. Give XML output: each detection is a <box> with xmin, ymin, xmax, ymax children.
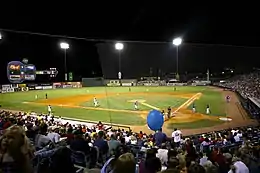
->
<box><xmin>128</xmin><ymin>99</ymin><xmax>146</xmax><ymax>103</ymax></box>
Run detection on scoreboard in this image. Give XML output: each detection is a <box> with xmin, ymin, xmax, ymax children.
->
<box><xmin>7</xmin><ymin>61</ymin><xmax>36</xmax><ymax>83</ymax></box>
<box><xmin>7</xmin><ymin>61</ymin><xmax>58</xmax><ymax>83</ymax></box>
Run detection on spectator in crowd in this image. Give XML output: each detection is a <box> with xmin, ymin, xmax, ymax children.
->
<box><xmin>70</xmin><ymin>130</ymin><xmax>90</xmax><ymax>155</ymax></box>
<box><xmin>154</xmin><ymin>128</ymin><xmax>167</xmax><ymax>147</ymax></box>
<box><xmin>0</xmin><ymin>109</ymin><xmax>259</xmax><ymax>173</ymax></box>
<box><xmin>47</xmin><ymin>126</ymin><xmax>61</xmax><ymax>143</ymax></box>
<box><xmin>156</xmin><ymin>143</ymin><xmax>168</xmax><ymax>166</ymax></box>
<box><xmin>139</xmin><ymin>148</ymin><xmax>161</xmax><ymax>173</ymax></box>
<box><xmin>35</xmin><ymin>123</ymin><xmax>52</xmax><ymax>150</ymax></box>
<box><xmin>94</xmin><ymin>131</ymin><xmax>109</xmax><ymax>158</ymax></box>
<box><xmin>108</xmin><ymin>134</ymin><xmax>120</xmax><ymax>155</ymax></box>
<box><xmin>172</xmin><ymin>128</ymin><xmax>182</xmax><ymax>148</ymax></box>
<box><xmin>0</xmin><ymin>125</ymin><xmax>34</xmax><ymax>173</ymax></box>
<box><xmin>113</xmin><ymin>153</ymin><xmax>136</xmax><ymax>173</ymax></box>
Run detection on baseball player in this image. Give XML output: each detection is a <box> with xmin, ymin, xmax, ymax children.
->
<box><xmin>161</xmin><ymin>110</ymin><xmax>165</xmax><ymax>116</ymax></box>
<box><xmin>35</xmin><ymin>94</ymin><xmax>38</xmax><ymax>99</ymax></box>
<box><xmin>206</xmin><ymin>104</ymin><xmax>211</xmax><ymax>114</ymax></box>
<box><xmin>226</xmin><ymin>95</ymin><xmax>231</xmax><ymax>103</ymax></box>
<box><xmin>192</xmin><ymin>103</ymin><xmax>196</xmax><ymax>113</ymax></box>
<box><xmin>47</xmin><ymin>105</ymin><xmax>52</xmax><ymax>115</ymax></box>
<box><xmin>167</xmin><ymin>106</ymin><xmax>171</xmax><ymax>119</ymax></box>
<box><xmin>134</xmin><ymin>101</ymin><xmax>138</xmax><ymax>110</ymax></box>
<box><xmin>93</xmin><ymin>97</ymin><xmax>99</xmax><ymax>107</ymax></box>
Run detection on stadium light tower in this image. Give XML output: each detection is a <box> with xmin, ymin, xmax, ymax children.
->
<box><xmin>173</xmin><ymin>37</ymin><xmax>182</xmax><ymax>80</ymax></box>
<box><xmin>115</xmin><ymin>42</ymin><xmax>124</xmax><ymax>85</ymax></box>
<box><xmin>60</xmin><ymin>42</ymin><xmax>69</xmax><ymax>81</ymax></box>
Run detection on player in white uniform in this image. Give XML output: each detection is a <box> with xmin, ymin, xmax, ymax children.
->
<box><xmin>35</xmin><ymin>94</ymin><xmax>38</xmax><ymax>99</ymax></box>
<box><xmin>206</xmin><ymin>104</ymin><xmax>210</xmax><ymax>114</ymax></box>
<box><xmin>192</xmin><ymin>103</ymin><xmax>196</xmax><ymax>113</ymax></box>
<box><xmin>48</xmin><ymin>105</ymin><xmax>52</xmax><ymax>115</ymax></box>
<box><xmin>93</xmin><ymin>97</ymin><xmax>99</xmax><ymax>107</ymax></box>
<box><xmin>134</xmin><ymin>101</ymin><xmax>138</xmax><ymax>110</ymax></box>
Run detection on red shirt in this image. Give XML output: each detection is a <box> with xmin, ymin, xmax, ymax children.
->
<box><xmin>97</xmin><ymin>123</ymin><xmax>103</xmax><ymax>130</ymax></box>
<box><xmin>3</xmin><ymin>121</ymin><xmax>11</xmax><ymax>129</ymax></box>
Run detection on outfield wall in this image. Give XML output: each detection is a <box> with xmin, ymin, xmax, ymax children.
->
<box><xmin>105</xmin><ymin>79</ymin><xmax>137</xmax><ymax>86</ymax></box>
<box><xmin>0</xmin><ymin>82</ymin><xmax>82</xmax><ymax>93</ymax></box>
<box><xmin>82</xmin><ymin>77</ymin><xmax>104</xmax><ymax>87</ymax></box>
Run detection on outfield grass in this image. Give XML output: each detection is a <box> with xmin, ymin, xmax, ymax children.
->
<box><xmin>167</xmin><ymin>119</ymin><xmax>224</xmax><ymax>129</ymax></box>
<box><xmin>80</xmin><ymin>95</ymin><xmax>187</xmax><ymax>111</ymax></box>
<box><xmin>0</xmin><ymin>86</ymin><xmax>225</xmax><ymax>125</ymax></box>
<box><xmin>188</xmin><ymin>88</ymin><xmax>226</xmax><ymax>116</ymax></box>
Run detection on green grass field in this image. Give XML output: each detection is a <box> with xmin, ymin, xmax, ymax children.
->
<box><xmin>0</xmin><ymin>86</ymin><xmax>226</xmax><ymax>126</ymax></box>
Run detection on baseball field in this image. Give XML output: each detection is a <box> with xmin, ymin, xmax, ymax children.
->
<box><xmin>0</xmin><ymin>86</ymin><xmax>255</xmax><ymax>135</ymax></box>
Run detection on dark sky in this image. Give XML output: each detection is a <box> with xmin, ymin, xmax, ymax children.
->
<box><xmin>1</xmin><ymin>1</ymin><xmax>260</xmax><ymax>83</ymax></box>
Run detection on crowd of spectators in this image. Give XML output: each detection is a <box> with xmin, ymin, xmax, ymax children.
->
<box><xmin>216</xmin><ymin>72</ymin><xmax>260</xmax><ymax>99</ymax></box>
<box><xmin>0</xmin><ymin>109</ymin><xmax>260</xmax><ymax>173</ymax></box>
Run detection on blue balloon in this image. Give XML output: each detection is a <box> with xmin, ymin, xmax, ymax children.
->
<box><xmin>147</xmin><ymin>109</ymin><xmax>164</xmax><ymax>131</ymax></box>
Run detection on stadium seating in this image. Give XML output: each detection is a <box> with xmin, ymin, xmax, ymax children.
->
<box><xmin>0</xmin><ymin>109</ymin><xmax>259</xmax><ymax>173</ymax></box>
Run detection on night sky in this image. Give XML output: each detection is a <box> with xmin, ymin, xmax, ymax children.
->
<box><xmin>1</xmin><ymin>2</ymin><xmax>260</xmax><ymax>84</ymax></box>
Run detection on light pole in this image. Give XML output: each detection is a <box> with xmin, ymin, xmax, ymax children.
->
<box><xmin>60</xmin><ymin>42</ymin><xmax>69</xmax><ymax>81</ymax></box>
<box><xmin>0</xmin><ymin>32</ymin><xmax>2</xmax><ymax>40</ymax></box>
<box><xmin>115</xmin><ymin>42</ymin><xmax>124</xmax><ymax>85</ymax></box>
<box><xmin>173</xmin><ymin>37</ymin><xmax>182</xmax><ymax>80</ymax></box>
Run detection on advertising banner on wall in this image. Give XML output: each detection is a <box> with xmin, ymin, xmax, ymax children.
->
<box><xmin>2</xmin><ymin>84</ymin><xmax>11</xmax><ymax>90</ymax></box>
<box><xmin>18</xmin><ymin>84</ymin><xmax>27</xmax><ymax>88</ymax></box>
<box><xmin>53</xmin><ymin>83</ymin><xmax>62</xmax><ymax>89</ymax></box>
<box><xmin>27</xmin><ymin>84</ymin><xmax>37</xmax><ymax>90</ymax></box>
<box><xmin>144</xmin><ymin>83</ymin><xmax>159</xmax><ymax>86</ymax></box>
<box><xmin>40</xmin><ymin>83</ymin><xmax>52</xmax><ymax>86</ymax></box>
<box><xmin>42</xmin><ymin>86</ymin><xmax>53</xmax><ymax>90</ymax></box>
<box><xmin>122</xmin><ymin>83</ymin><xmax>132</xmax><ymax>86</ymax></box>
<box><xmin>35</xmin><ymin>86</ymin><xmax>43</xmax><ymax>90</ymax></box>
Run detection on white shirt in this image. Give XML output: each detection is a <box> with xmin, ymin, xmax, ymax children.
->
<box><xmin>47</xmin><ymin>132</ymin><xmax>61</xmax><ymax>143</ymax></box>
<box><xmin>237</xmin><ymin>133</ymin><xmax>243</xmax><ymax>138</ymax></box>
<box><xmin>48</xmin><ymin>106</ymin><xmax>52</xmax><ymax>112</ymax></box>
<box><xmin>234</xmin><ymin>135</ymin><xmax>240</xmax><ymax>142</ymax></box>
<box><xmin>35</xmin><ymin>134</ymin><xmax>51</xmax><ymax>149</ymax></box>
<box><xmin>125</xmin><ymin>136</ymin><xmax>130</xmax><ymax>143</ymax></box>
<box><xmin>228</xmin><ymin>161</ymin><xmax>249</xmax><ymax>173</ymax></box>
<box><xmin>231</xmin><ymin>130</ymin><xmax>238</xmax><ymax>135</ymax></box>
<box><xmin>172</xmin><ymin>130</ymin><xmax>182</xmax><ymax>142</ymax></box>
<box><xmin>156</xmin><ymin>149</ymin><xmax>168</xmax><ymax>165</ymax></box>
<box><xmin>107</xmin><ymin>131</ymin><xmax>114</xmax><ymax>137</ymax></box>
<box><xmin>199</xmin><ymin>156</ymin><xmax>209</xmax><ymax>166</ymax></box>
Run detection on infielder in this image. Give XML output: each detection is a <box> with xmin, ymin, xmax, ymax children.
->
<box><xmin>192</xmin><ymin>103</ymin><xmax>196</xmax><ymax>113</ymax></box>
<box><xmin>93</xmin><ymin>97</ymin><xmax>99</xmax><ymax>107</ymax></box>
<box><xmin>167</xmin><ymin>106</ymin><xmax>171</xmax><ymax>119</ymax></box>
<box><xmin>206</xmin><ymin>104</ymin><xmax>211</xmax><ymax>114</ymax></box>
<box><xmin>134</xmin><ymin>101</ymin><xmax>138</xmax><ymax>110</ymax></box>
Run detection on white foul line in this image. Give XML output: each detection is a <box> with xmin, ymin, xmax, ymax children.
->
<box><xmin>173</xmin><ymin>92</ymin><xmax>201</xmax><ymax>114</ymax></box>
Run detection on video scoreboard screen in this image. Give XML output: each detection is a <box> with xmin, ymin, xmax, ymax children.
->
<box><xmin>24</xmin><ymin>64</ymin><xmax>36</xmax><ymax>80</ymax></box>
<box><xmin>7</xmin><ymin>61</ymin><xmax>36</xmax><ymax>83</ymax></box>
<box><xmin>7</xmin><ymin>61</ymin><xmax>58</xmax><ymax>83</ymax></box>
